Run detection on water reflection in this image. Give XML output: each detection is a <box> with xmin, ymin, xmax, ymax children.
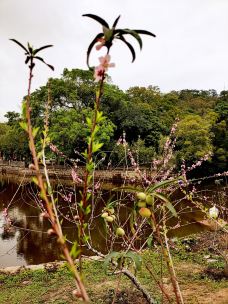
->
<box><xmin>0</xmin><ymin>177</ymin><xmax>112</xmax><ymax>267</ymax></box>
<box><xmin>0</xmin><ymin>182</ymin><xmax>55</xmax><ymax>266</ymax></box>
<box><xmin>0</xmin><ymin>175</ymin><xmax>227</xmax><ymax>267</ymax></box>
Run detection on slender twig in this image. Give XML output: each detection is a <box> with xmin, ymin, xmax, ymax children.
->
<box><xmin>145</xmin><ymin>262</ymin><xmax>172</xmax><ymax>303</ymax></box>
<box><xmin>150</xmin><ymin>210</ymin><xmax>183</xmax><ymax>304</ymax></box>
<box><xmin>25</xmin><ymin>62</ymin><xmax>89</xmax><ymax>302</ymax></box>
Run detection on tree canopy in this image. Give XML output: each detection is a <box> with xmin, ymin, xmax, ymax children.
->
<box><xmin>1</xmin><ymin>68</ymin><xmax>227</xmax><ymax>174</ymax></box>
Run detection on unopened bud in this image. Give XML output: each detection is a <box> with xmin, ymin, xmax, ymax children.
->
<box><xmin>72</xmin><ymin>289</ymin><xmax>83</xmax><ymax>299</ymax></box>
<box><xmin>40</xmin><ymin>212</ymin><xmax>49</xmax><ymax>218</ymax></box>
<box><xmin>47</xmin><ymin>228</ymin><xmax>55</xmax><ymax>235</ymax></box>
<box><xmin>29</xmin><ymin>163</ymin><xmax>35</xmax><ymax>170</ymax></box>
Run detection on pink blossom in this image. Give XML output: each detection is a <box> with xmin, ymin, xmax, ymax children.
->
<box><xmin>116</xmin><ymin>135</ymin><xmax>127</xmax><ymax>146</ymax></box>
<box><xmin>2</xmin><ymin>208</ymin><xmax>11</xmax><ymax>225</ymax></box>
<box><xmin>62</xmin><ymin>193</ymin><xmax>73</xmax><ymax>203</ymax></box>
<box><xmin>98</xmin><ymin>54</ymin><xmax>115</xmax><ymax>69</ymax></box>
<box><xmin>95</xmin><ymin>37</ymin><xmax>106</xmax><ymax>50</ymax></box>
<box><xmin>94</xmin><ymin>55</ymin><xmax>115</xmax><ymax>82</ymax></box>
<box><xmin>94</xmin><ymin>65</ymin><xmax>105</xmax><ymax>82</ymax></box>
<box><xmin>94</xmin><ymin>181</ymin><xmax>101</xmax><ymax>191</ymax></box>
<box><xmin>2</xmin><ymin>208</ymin><xmax>8</xmax><ymax>218</ymax></box>
<box><xmin>49</xmin><ymin>143</ymin><xmax>58</xmax><ymax>153</ymax></box>
<box><xmin>71</xmin><ymin>168</ymin><xmax>83</xmax><ymax>184</ymax></box>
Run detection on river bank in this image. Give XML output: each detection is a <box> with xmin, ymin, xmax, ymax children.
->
<box><xmin>0</xmin><ymin>163</ymin><xmax>152</xmax><ymax>185</ymax></box>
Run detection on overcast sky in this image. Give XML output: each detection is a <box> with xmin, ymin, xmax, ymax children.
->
<box><xmin>0</xmin><ymin>0</ymin><xmax>228</xmax><ymax>121</ymax></box>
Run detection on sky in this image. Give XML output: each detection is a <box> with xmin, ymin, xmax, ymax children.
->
<box><xmin>0</xmin><ymin>0</ymin><xmax>228</xmax><ymax>121</ymax></box>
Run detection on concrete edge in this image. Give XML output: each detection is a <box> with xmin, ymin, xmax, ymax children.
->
<box><xmin>0</xmin><ymin>255</ymin><xmax>103</xmax><ymax>274</ymax></box>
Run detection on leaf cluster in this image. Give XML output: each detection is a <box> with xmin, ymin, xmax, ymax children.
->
<box><xmin>10</xmin><ymin>39</ymin><xmax>54</xmax><ymax>71</ymax></box>
<box><xmin>83</xmin><ymin>14</ymin><xmax>156</xmax><ymax>67</ymax></box>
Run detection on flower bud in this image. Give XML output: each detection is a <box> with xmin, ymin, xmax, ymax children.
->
<box><xmin>209</xmin><ymin>205</ymin><xmax>219</xmax><ymax>219</ymax></box>
<box><xmin>72</xmin><ymin>289</ymin><xmax>82</xmax><ymax>299</ymax></box>
<box><xmin>29</xmin><ymin>163</ymin><xmax>35</xmax><ymax>170</ymax></box>
<box><xmin>47</xmin><ymin>228</ymin><xmax>55</xmax><ymax>235</ymax></box>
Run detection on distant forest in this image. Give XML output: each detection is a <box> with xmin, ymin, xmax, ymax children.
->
<box><xmin>0</xmin><ymin>68</ymin><xmax>227</xmax><ymax>176</ymax></box>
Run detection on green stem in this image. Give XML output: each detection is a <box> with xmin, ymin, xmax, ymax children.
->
<box><xmin>78</xmin><ymin>69</ymin><xmax>105</xmax><ymax>274</ymax></box>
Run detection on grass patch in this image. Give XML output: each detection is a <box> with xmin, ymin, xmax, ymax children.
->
<box><xmin>0</xmin><ymin>239</ymin><xmax>227</xmax><ymax>304</ymax></box>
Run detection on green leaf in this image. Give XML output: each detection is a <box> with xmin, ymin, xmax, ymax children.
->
<box><xmin>103</xmin><ymin>251</ymin><xmax>120</xmax><ymax>274</ymax></box>
<box><xmin>154</xmin><ymin>192</ymin><xmax>177</xmax><ymax>217</ymax></box>
<box><xmin>37</xmin><ymin>151</ymin><xmax>42</xmax><ymax>160</ymax></box>
<box><xmin>96</xmin><ymin>110</ymin><xmax>104</xmax><ymax>123</ymax></box>
<box><xmin>19</xmin><ymin>121</ymin><xmax>28</xmax><ymax>132</ymax></box>
<box><xmin>153</xmin><ymin>192</ymin><xmax>170</xmax><ymax>204</ymax></box>
<box><xmin>112</xmin><ymin>15</ymin><xmax>121</xmax><ymax>28</ymax></box>
<box><xmin>103</xmin><ymin>28</ymin><xmax>113</xmax><ymax>42</ymax></box>
<box><xmin>33</xmin><ymin>44</ymin><xmax>53</xmax><ymax>55</ymax></box>
<box><xmin>83</xmin><ymin>235</ymin><xmax>90</xmax><ymax>243</ymax></box>
<box><xmin>32</xmin><ymin>176</ymin><xmax>38</xmax><ymax>185</ymax></box>
<box><xmin>125</xmin><ymin>251</ymin><xmax>142</xmax><ymax>271</ymax></box>
<box><xmin>146</xmin><ymin>236</ymin><xmax>153</xmax><ymax>248</ymax></box>
<box><xmin>92</xmin><ymin>142</ymin><xmax>103</xmax><ymax>153</ymax></box>
<box><xmin>118</xmin><ymin>36</ymin><xmax>136</xmax><ymax>62</ymax></box>
<box><xmin>86</xmin><ymin>162</ymin><xmax>94</xmax><ymax>172</ymax></box>
<box><xmin>27</xmin><ymin>42</ymin><xmax>33</xmax><ymax>54</ymax></box>
<box><xmin>34</xmin><ymin>56</ymin><xmax>54</xmax><ymax>71</ymax></box>
<box><xmin>85</xmin><ymin>205</ymin><xmax>91</xmax><ymax>215</ymax></box>
<box><xmin>164</xmin><ymin>201</ymin><xmax>177</xmax><ymax>217</ymax></box>
<box><xmin>112</xmin><ymin>186</ymin><xmax>144</xmax><ymax>193</ymax></box>
<box><xmin>10</xmin><ymin>39</ymin><xmax>28</xmax><ymax>53</ymax></box>
<box><xmin>70</xmin><ymin>241</ymin><xmax>80</xmax><ymax>259</ymax></box>
<box><xmin>117</xmin><ymin>29</ymin><xmax>143</xmax><ymax>49</ymax></box>
<box><xmin>86</xmin><ymin>117</ymin><xmax>92</xmax><ymax>128</ymax></box>
<box><xmin>32</xmin><ymin>127</ymin><xmax>39</xmax><ymax>138</ymax></box>
<box><xmin>147</xmin><ymin>179</ymin><xmax>178</xmax><ymax>193</ymax></box>
<box><xmin>83</xmin><ymin>14</ymin><xmax>109</xmax><ymax>29</ymax></box>
<box><xmin>85</xmin><ymin>32</ymin><xmax>104</xmax><ymax>67</ymax></box>
<box><xmin>133</xmin><ymin>29</ymin><xmax>156</xmax><ymax>38</ymax></box>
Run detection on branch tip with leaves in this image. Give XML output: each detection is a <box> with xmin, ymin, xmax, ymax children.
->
<box><xmin>82</xmin><ymin>14</ymin><xmax>156</xmax><ymax>67</ymax></box>
<box><xmin>10</xmin><ymin>39</ymin><xmax>54</xmax><ymax>71</ymax></box>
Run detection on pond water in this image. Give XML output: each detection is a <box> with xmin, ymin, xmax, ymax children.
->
<box><xmin>0</xmin><ymin>175</ymin><xmax>227</xmax><ymax>267</ymax></box>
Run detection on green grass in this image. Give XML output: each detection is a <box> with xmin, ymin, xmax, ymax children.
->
<box><xmin>0</xmin><ymin>246</ymin><xmax>227</xmax><ymax>304</ymax></box>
